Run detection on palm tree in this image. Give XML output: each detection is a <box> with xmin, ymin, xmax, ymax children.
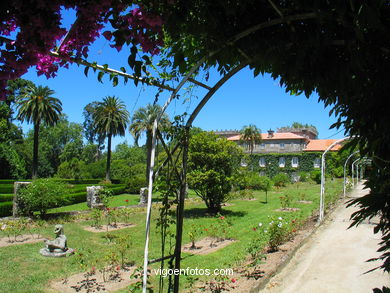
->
<box><xmin>93</xmin><ymin>96</ymin><xmax>130</xmax><ymax>182</ymax></box>
<box><xmin>240</xmin><ymin>124</ymin><xmax>262</xmax><ymax>155</ymax></box>
<box><xmin>129</xmin><ymin>104</ymin><xmax>170</xmax><ymax>184</ymax></box>
<box><xmin>16</xmin><ymin>85</ymin><xmax>62</xmax><ymax>178</ymax></box>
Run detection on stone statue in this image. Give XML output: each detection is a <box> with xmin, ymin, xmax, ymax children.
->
<box><xmin>40</xmin><ymin>224</ymin><xmax>74</xmax><ymax>257</ymax></box>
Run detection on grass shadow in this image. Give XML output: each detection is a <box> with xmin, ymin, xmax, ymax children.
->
<box><xmin>184</xmin><ymin>207</ymin><xmax>247</xmax><ymax>219</ymax></box>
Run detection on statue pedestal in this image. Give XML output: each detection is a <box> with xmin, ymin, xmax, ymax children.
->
<box><xmin>86</xmin><ymin>186</ymin><xmax>103</xmax><ymax>208</ymax></box>
<box><xmin>13</xmin><ymin>181</ymin><xmax>31</xmax><ymax>217</ymax></box>
<box><xmin>139</xmin><ymin>187</ymin><xmax>148</xmax><ymax>204</ymax></box>
<box><xmin>39</xmin><ymin>247</ymin><xmax>75</xmax><ymax>257</ymax></box>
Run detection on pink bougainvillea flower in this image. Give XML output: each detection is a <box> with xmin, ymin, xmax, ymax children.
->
<box><xmin>220</xmin><ymin>216</ymin><xmax>225</xmax><ymax>220</ymax></box>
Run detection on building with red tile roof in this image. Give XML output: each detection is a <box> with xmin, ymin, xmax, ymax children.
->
<box><xmin>304</xmin><ymin>139</ymin><xmax>342</xmax><ymax>152</ymax></box>
<box><xmin>216</xmin><ymin>129</ymin><xmax>342</xmax><ymax>153</ymax></box>
<box><xmin>214</xmin><ymin>128</ymin><xmax>344</xmax><ymax>179</ymax></box>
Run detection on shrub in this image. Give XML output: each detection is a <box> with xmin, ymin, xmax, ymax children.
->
<box><xmin>110</xmin><ymin>160</ymin><xmax>132</xmax><ymax>180</ymax></box>
<box><xmin>246</xmin><ymin>173</ymin><xmax>264</xmax><ymax>190</ymax></box>
<box><xmin>272</xmin><ymin>173</ymin><xmax>290</xmax><ymax>188</ymax></box>
<box><xmin>298</xmin><ymin>171</ymin><xmax>310</xmax><ymax>182</ymax></box>
<box><xmin>310</xmin><ymin>170</ymin><xmax>322</xmax><ymax>184</ymax></box>
<box><xmin>267</xmin><ymin>217</ymin><xmax>289</xmax><ymax>251</ymax></box>
<box><xmin>279</xmin><ymin>193</ymin><xmax>293</xmax><ymax>209</ymax></box>
<box><xmin>56</xmin><ymin>158</ymin><xmax>86</xmax><ymax>179</ymax></box>
<box><xmin>125</xmin><ymin>176</ymin><xmax>147</xmax><ymax>194</ymax></box>
<box><xmin>228</xmin><ymin>189</ymin><xmax>254</xmax><ymax>200</ymax></box>
<box><xmin>330</xmin><ymin>166</ymin><xmax>343</xmax><ymax>178</ymax></box>
<box><xmin>83</xmin><ymin>160</ymin><xmax>106</xmax><ymax>179</ymax></box>
<box><xmin>17</xmin><ymin>178</ymin><xmax>68</xmax><ymax>217</ymax></box>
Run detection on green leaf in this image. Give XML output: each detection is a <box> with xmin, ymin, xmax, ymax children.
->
<box><xmin>98</xmin><ymin>71</ymin><xmax>104</xmax><ymax>83</ymax></box>
<box><xmin>84</xmin><ymin>66</ymin><xmax>89</xmax><ymax>77</ymax></box>
<box><xmin>134</xmin><ymin>61</ymin><xmax>142</xmax><ymax>77</ymax></box>
<box><xmin>113</xmin><ymin>76</ymin><xmax>118</xmax><ymax>87</ymax></box>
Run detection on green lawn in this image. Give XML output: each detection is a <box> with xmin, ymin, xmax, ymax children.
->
<box><xmin>49</xmin><ymin>193</ymin><xmax>141</xmax><ymax>213</ymax></box>
<box><xmin>0</xmin><ymin>179</ymin><xmax>343</xmax><ymax>292</ymax></box>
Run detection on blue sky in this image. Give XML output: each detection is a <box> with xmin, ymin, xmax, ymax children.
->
<box><xmin>18</xmin><ymin>9</ymin><xmax>346</xmax><ymax>149</ymax></box>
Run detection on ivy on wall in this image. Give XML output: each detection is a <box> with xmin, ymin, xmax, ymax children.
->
<box><xmin>246</xmin><ymin>152</ymin><xmax>330</xmax><ymax>178</ymax></box>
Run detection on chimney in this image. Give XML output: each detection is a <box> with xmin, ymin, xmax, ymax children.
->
<box><xmin>267</xmin><ymin>129</ymin><xmax>274</xmax><ymax>138</ymax></box>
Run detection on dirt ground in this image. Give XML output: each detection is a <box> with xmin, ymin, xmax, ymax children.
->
<box><xmin>49</xmin><ymin>265</ymin><xmax>136</xmax><ymax>293</ymax></box>
<box><xmin>0</xmin><ymin>234</ymin><xmax>43</xmax><ymax>247</ymax></box>
<box><xmin>183</xmin><ymin>237</ymin><xmax>236</xmax><ymax>255</ymax></box>
<box><xmin>82</xmin><ymin>223</ymin><xmax>136</xmax><ymax>233</ymax></box>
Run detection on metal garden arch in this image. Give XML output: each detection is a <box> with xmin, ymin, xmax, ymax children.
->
<box><xmin>319</xmin><ymin>137</ymin><xmax>351</xmax><ymax>222</ymax></box>
<box><xmin>343</xmin><ymin>151</ymin><xmax>359</xmax><ymax>197</ymax></box>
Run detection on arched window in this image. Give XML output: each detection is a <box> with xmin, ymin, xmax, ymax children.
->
<box><xmin>259</xmin><ymin>157</ymin><xmax>266</xmax><ymax>167</ymax></box>
<box><xmin>314</xmin><ymin>157</ymin><xmax>321</xmax><ymax>168</ymax></box>
<box><xmin>291</xmin><ymin>157</ymin><xmax>299</xmax><ymax>167</ymax></box>
<box><xmin>279</xmin><ymin>157</ymin><xmax>285</xmax><ymax>168</ymax></box>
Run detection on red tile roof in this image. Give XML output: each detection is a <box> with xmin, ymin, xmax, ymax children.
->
<box><xmin>226</xmin><ymin>132</ymin><xmax>308</xmax><ymax>141</ymax></box>
<box><xmin>304</xmin><ymin>139</ymin><xmax>342</xmax><ymax>152</ymax></box>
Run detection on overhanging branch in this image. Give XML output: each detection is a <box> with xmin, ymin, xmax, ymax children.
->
<box><xmin>49</xmin><ymin>51</ymin><xmax>175</xmax><ymax>91</ymax></box>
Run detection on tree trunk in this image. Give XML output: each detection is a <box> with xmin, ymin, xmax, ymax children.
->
<box><xmin>105</xmin><ymin>134</ymin><xmax>112</xmax><ymax>182</ymax></box>
<box><xmin>32</xmin><ymin>122</ymin><xmax>40</xmax><ymax>179</ymax></box>
<box><xmin>146</xmin><ymin>131</ymin><xmax>152</xmax><ymax>185</ymax></box>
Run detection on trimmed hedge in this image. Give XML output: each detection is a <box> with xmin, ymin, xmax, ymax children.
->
<box><xmin>0</xmin><ymin>180</ymin><xmax>20</xmax><ymax>184</ymax></box>
<box><xmin>59</xmin><ymin>179</ymin><xmax>101</xmax><ymax>184</ymax></box>
<box><xmin>0</xmin><ymin>183</ymin><xmax>127</xmax><ymax>217</ymax></box>
<box><xmin>65</xmin><ymin>192</ymin><xmax>87</xmax><ymax>204</ymax></box>
<box><xmin>0</xmin><ymin>194</ymin><xmax>13</xmax><ymax>202</ymax></box>
<box><xmin>0</xmin><ymin>185</ymin><xmax>13</xmax><ymax>194</ymax></box>
<box><xmin>0</xmin><ymin>202</ymin><xmax>13</xmax><ymax>217</ymax></box>
<box><xmin>0</xmin><ymin>179</ymin><xmax>121</xmax><ymax>185</ymax></box>
<box><xmin>110</xmin><ymin>185</ymin><xmax>126</xmax><ymax>195</ymax></box>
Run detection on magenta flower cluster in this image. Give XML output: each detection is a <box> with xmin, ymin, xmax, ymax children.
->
<box><xmin>0</xmin><ymin>0</ymin><xmax>165</xmax><ymax>100</ymax></box>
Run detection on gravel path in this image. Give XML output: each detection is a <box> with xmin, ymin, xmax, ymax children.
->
<box><xmin>260</xmin><ymin>182</ymin><xmax>390</xmax><ymax>293</ymax></box>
